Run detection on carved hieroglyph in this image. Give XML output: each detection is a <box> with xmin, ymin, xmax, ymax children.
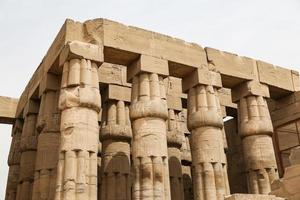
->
<box><xmin>130</xmin><ymin>72</ymin><xmax>171</xmax><ymax>199</ymax></box>
<box><xmin>32</xmin><ymin>80</ymin><xmax>60</xmax><ymax>200</ymax></box>
<box><xmin>100</xmin><ymin>100</ymin><xmax>132</xmax><ymax>199</ymax></box>
<box><xmin>167</xmin><ymin>109</ymin><xmax>184</xmax><ymax>200</ymax></box>
<box><xmin>187</xmin><ymin>84</ymin><xmax>230</xmax><ymax>200</ymax></box>
<box><xmin>5</xmin><ymin>119</ymin><xmax>23</xmax><ymax>200</ymax></box>
<box><xmin>238</xmin><ymin>95</ymin><xmax>278</xmax><ymax>194</ymax></box>
<box><xmin>55</xmin><ymin>58</ymin><xmax>101</xmax><ymax>199</ymax></box>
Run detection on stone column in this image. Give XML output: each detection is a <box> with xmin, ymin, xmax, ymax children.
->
<box><xmin>97</xmin><ymin>138</ymin><xmax>102</xmax><ymax>200</ymax></box>
<box><xmin>128</xmin><ymin>55</ymin><xmax>171</xmax><ymax>199</ymax></box>
<box><xmin>100</xmin><ymin>84</ymin><xmax>132</xmax><ymax>200</ymax></box>
<box><xmin>179</xmin><ymin>109</ymin><xmax>194</xmax><ymax>200</ymax></box>
<box><xmin>5</xmin><ymin>119</ymin><xmax>23</xmax><ymax>200</ymax></box>
<box><xmin>32</xmin><ymin>73</ymin><xmax>60</xmax><ymax>200</ymax></box>
<box><xmin>232</xmin><ymin>81</ymin><xmax>278</xmax><ymax>194</ymax></box>
<box><xmin>183</xmin><ymin>67</ymin><xmax>230</xmax><ymax>200</ymax></box>
<box><xmin>167</xmin><ymin>109</ymin><xmax>184</xmax><ymax>200</ymax></box>
<box><xmin>55</xmin><ymin>41</ymin><xmax>103</xmax><ymax>200</ymax></box>
<box><xmin>16</xmin><ymin>99</ymin><xmax>40</xmax><ymax>200</ymax></box>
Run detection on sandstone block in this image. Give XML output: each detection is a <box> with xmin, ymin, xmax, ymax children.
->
<box><xmin>102</xmin><ymin>84</ymin><xmax>131</xmax><ymax>103</ymax></box>
<box><xmin>39</xmin><ymin>73</ymin><xmax>60</xmax><ymax>96</ymax></box>
<box><xmin>0</xmin><ymin>96</ymin><xmax>18</xmax><ymax>124</ymax></box>
<box><xmin>98</xmin><ymin>62</ymin><xmax>128</xmax><ymax>87</ymax></box>
<box><xmin>232</xmin><ymin>80</ymin><xmax>270</xmax><ymax>102</ymax></box>
<box><xmin>206</xmin><ymin>47</ymin><xmax>257</xmax><ymax>87</ymax></box>
<box><xmin>182</xmin><ymin>67</ymin><xmax>222</xmax><ymax>92</ymax></box>
<box><xmin>59</xmin><ymin>41</ymin><xmax>103</xmax><ymax>66</ymax></box>
<box><xmin>127</xmin><ymin>54</ymin><xmax>169</xmax><ymax>81</ymax></box>
<box><xmin>225</xmin><ymin>194</ymin><xmax>284</xmax><ymax>200</ymax></box>
<box><xmin>257</xmin><ymin>60</ymin><xmax>294</xmax><ymax>92</ymax></box>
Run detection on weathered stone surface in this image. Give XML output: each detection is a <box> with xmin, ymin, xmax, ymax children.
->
<box><xmin>224</xmin><ymin>118</ymin><xmax>248</xmax><ymax>194</ymax></box>
<box><xmin>56</xmin><ymin>57</ymin><xmax>101</xmax><ymax>199</ymax></box>
<box><xmin>130</xmin><ymin>71</ymin><xmax>171</xmax><ymax>199</ymax></box>
<box><xmin>98</xmin><ymin>62</ymin><xmax>128</xmax><ymax>87</ymax></box>
<box><xmin>257</xmin><ymin>60</ymin><xmax>295</xmax><ymax>93</ymax></box>
<box><xmin>0</xmin><ymin>96</ymin><xmax>18</xmax><ymax>124</ymax></box>
<box><xmin>232</xmin><ymin>81</ymin><xmax>270</xmax><ymax>102</ymax></box>
<box><xmin>182</xmin><ymin>67</ymin><xmax>222</xmax><ymax>92</ymax></box>
<box><xmin>167</xmin><ymin>109</ymin><xmax>184</xmax><ymax>200</ymax></box>
<box><xmin>187</xmin><ymin>83</ymin><xmax>230</xmax><ymax>200</ymax></box>
<box><xmin>235</xmin><ymin>83</ymin><xmax>279</xmax><ymax>194</ymax></box>
<box><xmin>225</xmin><ymin>194</ymin><xmax>284</xmax><ymax>200</ymax></box>
<box><xmin>100</xmin><ymin>97</ymin><xmax>132</xmax><ymax>200</ymax></box>
<box><xmin>4</xmin><ymin>17</ymin><xmax>300</xmax><ymax>200</ymax></box>
<box><xmin>206</xmin><ymin>47</ymin><xmax>257</xmax><ymax>87</ymax></box>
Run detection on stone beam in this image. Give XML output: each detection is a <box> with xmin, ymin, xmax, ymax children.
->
<box><xmin>14</xmin><ymin>18</ymin><xmax>299</xmax><ymax>124</ymax></box>
<box><xmin>270</xmin><ymin>91</ymin><xmax>300</xmax><ymax>128</ymax></box>
<box><xmin>0</xmin><ymin>96</ymin><xmax>18</xmax><ymax>124</ymax></box>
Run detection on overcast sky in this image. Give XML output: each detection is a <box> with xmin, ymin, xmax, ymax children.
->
<box><xmin>0</xmin><ymin>0</ymin><xmax>300</xmax><ymax>197</ymax></box>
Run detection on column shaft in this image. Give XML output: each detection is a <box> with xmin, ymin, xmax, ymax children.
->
<box><xmin>187</xmin><ymin>85</ymin><xmax>229</xmax><ymax>200</ymax></box>
<box><xmin>238</xmin><ymin>95</ymin><xmax>278</xmax><ymax>194</ymax></box>
<box><xmin>55</xmin><ymin>58</ymin><xmax>101</xmax><ymax>200</ymax></box>
<box><xmin>167</xmin><ymin>109</ymin><xmax>184</xmax><ymax>200</ymax></box>
<box><xmin>179</xmin><ymin>109</ymin><xmax>194</xmax><ymax>200</ymax></box>
<box><xmin>130</xmin><ymin>72</ymin><xmax>171</xmax><ymax>199</ymax></box>
<box><xmin>32</xmin><ymin>87</ymin><xmax>60</xmax><ymax>200</ymax></box>
<box><xmin>17</xmin><ymin>100</ymin><xmax>39</xmax><ymax>200</ymax></box>
<box><xmin>5</xmin><ymin>119</ymin><xmax>23</xmax><ymax>200</ymax></box>
<box><xmin>100</xmin><ymin>100</ymin><xmax>132</xmax><ymax>200</ymax></box>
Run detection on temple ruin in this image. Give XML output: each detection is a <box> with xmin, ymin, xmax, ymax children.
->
<box><xmin>1</xmin><ymin>18</ymin><xmax>300</xmax><ymax>200</ymax></box>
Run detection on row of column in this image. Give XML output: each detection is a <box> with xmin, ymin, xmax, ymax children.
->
<box><xmin>5</xmin><ymin>43</ymin><xmax>279</xmax><ymax>200</ymax></box>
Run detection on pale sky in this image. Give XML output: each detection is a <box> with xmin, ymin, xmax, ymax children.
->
<box><xmin>0</xmin><ymin>0</ymin><xmax>300</xmax><ymax>197</ymax></box>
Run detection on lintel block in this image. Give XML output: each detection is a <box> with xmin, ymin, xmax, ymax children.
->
<box><xmin>59</xmin><ymin>41</ymin><xmax>104</xmax><ymax>66</ymax></box>
<box><xmin>102</xmin><ymin>84</ymin><xmax>131</xmax><ymax>103</ymax></box>
<box><xmin>182</xmin><ymin>67</ymin><xmax>222</xmax><ymax>92</ymax></box>
<box><xmin>232</xmin><ymin>80</ymin><xmax>270</xmax><ymax>102</ymax></box>
<box><xmin>127</xmin><ymin>55</ymin><xmax>169</xmax><ymax>81</ymax></box>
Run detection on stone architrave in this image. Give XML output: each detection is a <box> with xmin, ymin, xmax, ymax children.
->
<box><xmin>184</xmin><ymin>67</ymin><xmax>230</xmax><ymax>200</ymax></box>
<box><xmin>232</xmin><ymin>81</ymin><xmax>279</xmax><ymax>194</ymax></box>
<box><xmin>100</xmin><ymin>87</ymin><xmax>132</xmax><ymax>200</ymax></box>
<box><xmin>55</xmin><ymin>41</ymin><xmax>103</xmax><ymax>200</ymax></box>
<box><xmin>129</xmin><ymin>55</ymin><xmax>171</xmax><ymax>199</ymax></box>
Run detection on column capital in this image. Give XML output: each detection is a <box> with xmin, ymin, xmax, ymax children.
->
<box><xmin>59</xmin><ymin>41</ymin><xmax>104</xmax><ymax>66</ymax></box>
<box><xmin>127</xmin><ymin>54</ymin><xmax>169</xmax><ymax>81</ymax></box>
<box><xmin>232</xmin><ymin>80</ymin><xmax>270</xmax><ymax>102</ymax></box>
<box><xmin>182</xmin><ymin>67</ymin><xmax>222</xmax><ymax>92</ymax></box>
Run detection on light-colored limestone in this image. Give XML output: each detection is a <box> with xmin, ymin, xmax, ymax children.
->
<box><xmin>225</xmin><ymin>194</ymin><xmax>284</xmax><ymax>200</ymax></box>
<box><xmin>0</xmin><ymin>96</ymin><xmax>18</xmax><ymax>124</ymax></box>
<box><xmin>5</xmin><ymin>119</ymin><xmax>23</xmax><ymax>200</ymax></box>
<box><xmin>17</xmin><ymin>99</ymin><xmax>40</xmax><ymax>200</ymax></box>
<box><xmin>100</xmin><ymin>86</ymin><xmax>132</xmax><ymax>200</ymax></box>
<box><xmin>55</xmin><ymin>55</ymin><xmax>101</xmax><ymax>199</ymax></box>
<box><xmin>4</xmin><ymin>17</ymin><xmax>300</xmax><ymax>200</ymax></box>
<box><xmin>32</xmin><ymin>73</ymin><xmax>60</xmax><ymax>200</ymax></box>
<box><xmin>167</xmin><ymin>109</ymin><xmax>184</xmax><ymax>200</ymax></box>
<box><xmin>130</xmin><ymin>63</ymin><xmax>171</xmax><ymax>199</ymax></box>
<box><xmin>234</xmin><ymin>81</ymin><xmax>279</xmax><ymax>194</ymax></box>
<box><xmin>186</xmin><ymin>68</ymin><xmax>230</xmax><ymax>200</ymax></box>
